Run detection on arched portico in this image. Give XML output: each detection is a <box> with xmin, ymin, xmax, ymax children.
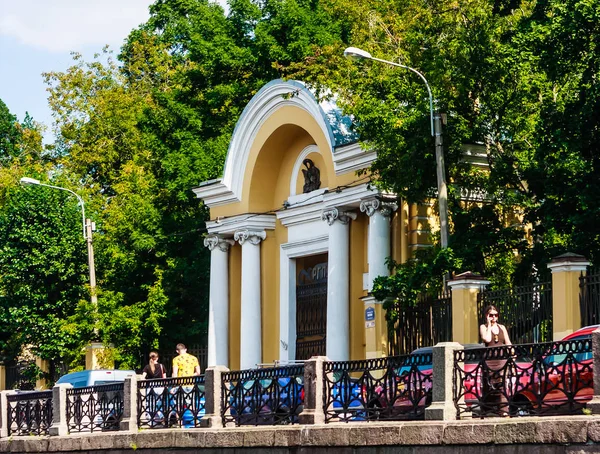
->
<box><xmin>194</xmin><ymin>79</ymin><xmax>410</xmax><ymax>369</ymax></box>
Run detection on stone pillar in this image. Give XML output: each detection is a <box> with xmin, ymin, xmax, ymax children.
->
<box><xmin>298</xmin><ymin>356</ymin><xmax>328</xmax><ymax>424</ymax></box>
<box><xmin>234</xmin><ymin>229</ymin><xmax>266</xmax><ymax>369</ymax></box>
<box><xmin>49</xmin><ymin>383</ymin><xmax>72</xmax><ymax>436</ymax></box>
<box><xmin>119</xmin><ymin>374</ymin><xmax>139</xmax><ymax>432</ymax></box>
<box><xmin>0</xmin><ymin>390</ymin><xmax>16</xmax><ymax>437</ymax></box>
<box><xmin>204</xmin><ymin>234</ymin><xmax>234</xmax><ymax>368</ymax></box>
<box><xmin>0</xmin><ymin>365</ymin><xmax>6</xmax><ymax>391</ymax></box>
<box><xmin>547</xmin><ymin>252</ymin><xmax>589</xmax><ymax>341</ymax></box>
<box><xmin>200</xmin><ymin>365</ymin><xmax>230</xmax><ymax>428</ymax></box>
<box><xmin>360</xmin><ymin>198</ymin><xmax>396</xmax><ymax>359</ymax></box>
<box><xmin>447</xmin><ymin>272</ymin><xmax>490</xmax><ymax>345</ymax></box>
<box><xmin>35</xmin><ymin>357</ymin><xmax>50</xmax><ymax>390</ymax></box>
<box><xmin>322</xmin><ymin>208</ymin><xmax>356</xmax><ymax>361</ymax></box>
<box><xmin>425</xmin><ymin>342</ymin><xmax>463</xmax><ymax>420</ymax></box>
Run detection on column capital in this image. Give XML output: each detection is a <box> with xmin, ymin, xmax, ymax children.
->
<box><xmin>359</xmin><ymin>198</ymin><xmax>397</xmax><ymax>218</ymax></box>
<box><xmin>321</xmin><ymin>207</ymin><xmax>357</xmax><ymax>226</ymax></box>
<box><xmin>204</xmin><ymin>234</ymin><xmax>235</xmax><ymax>252</ymax></box>
<box><xmin>233</xmin><ymin>229</ymin><xmax>266</xmax><ymax>246</ymax></box>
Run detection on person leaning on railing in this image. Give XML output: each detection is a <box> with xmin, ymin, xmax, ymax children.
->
<box><xmin>479</xmin><ymin>305</ymin><xmax>512</xmax><ymax>417</ymax></box>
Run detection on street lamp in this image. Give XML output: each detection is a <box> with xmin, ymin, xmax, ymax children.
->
<box><xmin>19</xmin><ymin>177</ymin><xmax>97</xmax><ymax>305</ymax></box>
<box><xmin>343</xmin><ymin>47</ymin><xmax>449</xmax><ymax>249</ymax></box>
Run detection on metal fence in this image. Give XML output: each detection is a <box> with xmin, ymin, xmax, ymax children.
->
<box><xmin>137</xmin><ymin>375</ymin><xmax>205</xmax><ymax>429</ymax></box>
<box><xmin>221</xmin><ymin>365</ymin><xmax>304</xmax><ymax>426</ymax></box>
<box><xmin>7</xmin><ymin>391</ymin><xmax>53</xmax><ymax>436</ymax></box>
<box><xmin>66</xmin><ymin>383</ymin><xmax>124</xmax><ymax>433</ymax></box>
<box><xmin>580</xmin><ymin>268</ymin><xmax>600</xmax><ymax>327</ymax></box>
<box><xmin>323</xmin><ymin>353</ymin><xmax>433</xmax><ymax>423</ymax></box>
<box><xmin>477</xmin><ymin>278</ymin><xmax>553</xmax><ymax>344</ymax></box>
<box><xmin>388</xmin><ymin>290</ymin><xmax>452</xmax><ymax>356</ymax></box>
<box><xmin>453</xmin><ymin>338</ymin><xmax>592</xmax><ymax>418</ymax></box>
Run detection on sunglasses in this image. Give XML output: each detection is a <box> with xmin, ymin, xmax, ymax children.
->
<box><xmin>488</xmin><ymin>313</ymin><xmax>498</xmax><ymax>318</ymax></box>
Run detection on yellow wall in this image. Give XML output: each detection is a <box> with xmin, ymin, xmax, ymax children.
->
<box><xmin>350</xmin><ymin>215</ymin><xmax>368</xmax><ymax>360</ymax></box>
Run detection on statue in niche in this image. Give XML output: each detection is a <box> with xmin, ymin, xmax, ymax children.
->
<box><xmin>302</xmin><ymin>159</ymin><xmax>321</xmax><ymax>193</ymax></box>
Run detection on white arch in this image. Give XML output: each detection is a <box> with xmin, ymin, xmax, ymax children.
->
<box><xmin>220</xmin><ymin>80</ymin><xmax>334</xmax><ymax>205</ymax></box>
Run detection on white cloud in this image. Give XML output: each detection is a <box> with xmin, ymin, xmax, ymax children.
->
<box><xmin>0</xmin><ymin>0</ymin><xmax>153</xmax><ymax>53</ymax></box>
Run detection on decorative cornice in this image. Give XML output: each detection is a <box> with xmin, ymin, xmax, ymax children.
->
<box><xmin>206</xmin><ymin>214</ymin><xmax>276</xmax><ymax>235</ymax></box>
<box><xmin>203</xmin><ymin>235</ymin><xmax>235</xmax><ymax>252</ymax></box>
<box><xmin>333</xmin><ymin>142</ymin><xmax>377</xmax><ymax>176</ymax></box>
<box><xmin>321</xmin><ymin>207</ymin><xmax>357</xmax><ymax>226</ymax></box>
<box><xmin>234</xmin><ymin>229</ymin><xmax>267</xmax><ymax>246</ymax></box>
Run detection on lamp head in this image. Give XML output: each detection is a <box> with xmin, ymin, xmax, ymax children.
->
<box><xmin>343</xmin><ymin>47</ymin><xmax>372</xmax><ymax>61</ymax></box>
<box><xmin>20</xmin><ymin>177</ymin><xmax>41</xmax><ymax>185</ymax></box>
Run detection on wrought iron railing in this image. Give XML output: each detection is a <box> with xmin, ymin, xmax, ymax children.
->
<box><xmin>453</xmin><ymin>339</ymin><xmax>593</xmax><ymax>418</ymax></box>
<box><xmin>221</xmin><ymin>365</ymin><xmax>304</xmax><ymax>426</ymax></box>
<box><xmin>388</xmin><ymin>290</ymin><xmax>452</xmax><ymax>356</ymax></box>
<box><xmin>296</xmin><ymin>337</ymin><xmax>326</xmax><ymax>361</ymax></box>
<box><xmin>7</xmin><ymin>391</ymin><xmax>53</xmax><ymax>436</ymax></box>
<box><xmin>323</xmin><ymin>353</ymin><xmax>433</xmax><ymax>423</ymax></box>
<box><xmin>137</xmin><ymin>375</ymin><xmax>205</xmax><ymax>429</ymax></box>
<box><xmin>66</xmin><ymin>383</ymin><xmax>124</xmax><ymax>432</ymax></box>
<box><xmin>477</xmin><ymin>279</ymin><xmax>552</xmax><ymax>344</ymax></box>
<box><xmin>580</xmin><ymin>268</ymin><xmax>600</xmax><ymax>327</ymax></box>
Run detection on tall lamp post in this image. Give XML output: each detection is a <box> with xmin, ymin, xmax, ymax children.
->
<box><xmin>20</xmin><ymin>177</ymin><xmax>102</xmax><ymax>369</ymax></box>
<box><xmin>343</xmin><ymin>47</ymin><xmax>449</xmax><ymax>249</ymax></box>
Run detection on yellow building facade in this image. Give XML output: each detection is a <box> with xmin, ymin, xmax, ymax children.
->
<box><xmin>193</xmin><ymin>80</ymin><xmax>433</xmax><ymax>370</ymax></box>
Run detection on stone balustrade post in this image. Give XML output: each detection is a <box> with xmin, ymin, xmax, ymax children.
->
<box><xmin>200</xmin><ymin>365</ymin><xmax>230</xmax><ymax>428</ymax></box>
<box><xmin>587</xmin><ymin>328</ymin><xmax>600</xmax><ymax>414</ymax></box>
<box><xmin>49</xmin><ymin>383</ymin><xmax>72</xmax><ymax>436</ymax></box>
<box><xmin>119</xmin><ymin>374</ymin><xmax>140</xmax><ymax>432</ymax></box>
<box><xmin>298</xmin><ymin>356</ymin><xmax>328</xmax><ymax>425</ymax></box>
<box><xmin>0</xmin><ymin>390</ymin><xmax>16</xmax><ymax>437</ymax></box>
<box><xmin>425</xmin><ymin>342</ymin><xmax>463</xmax><ymax>420</ymax></box>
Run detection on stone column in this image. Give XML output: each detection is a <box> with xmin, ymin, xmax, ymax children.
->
<box><xmin>322</xmin><ymin>208</ymin><xmax>356</xmax><ymax>361</ymax></box>
<box><xmin>119</xmin><ymin>374</ymin><xmax>139</xmax><ymax>432</ymax></box>
<box><xmin>234</xmin><ymin>229</ymin><xmax>267</xmax><ymax>369</ymax></box>
<box><xmin>447</xmin><ymin>272</ymin><xmax>490</xmax><ymax>345</ymax></box>
<box><xmin>547</xmin><ymin>252</ymin><xmax>589</xmax><ymax>341</ymax></box>
<box><xmin>360</xmin><ymin>198</ymin><xmax>396</xmax><ymax>291</ymax></box>
<box><xmin>0</xmin><ymin>390</ymin><xmax>16</xmax><ymax>437</ymax></box>
<box><xmin>200</xmin><ymin>365</ymin><xmax>230</xmax><ymax>428</ymax></box>
<box><xmin>360</xmin><ymin>198</ymin><xmax>396</xmax><ymax>359</ymax></box>
<box><xmin>298</xmin><ymin>356</ymin><xmax>328</xmax><ymax>424</ymax></box>
<box><xmin>49</xmin><ymin>383</ymin><xmax>73</xmax><ymax>436</ymax></box>
<box><xmin>204</xmin><ymin>234</ymin><xmax>234</xmax><ymax>368</ymax></box>
<box><xmin>425</xmin><ymin>342</ymin><xmax>463</xmax><ymax>420</ymax></box>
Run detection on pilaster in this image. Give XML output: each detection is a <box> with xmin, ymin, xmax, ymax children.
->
<box><xmin>447</xmin><ymin>272</ymin><xmax>489</xmax><ymax>345</ymax></box>
<box><xmin>547</xmin><ymin>253</ymin><xmax>589</xmax><ymax>341</ymax></box>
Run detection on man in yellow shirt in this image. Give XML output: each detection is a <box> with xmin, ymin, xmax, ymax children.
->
<box><xmin>172</xmin><ymin>343</ymin><xmax>200</xmax><ymax>377</ymax></box>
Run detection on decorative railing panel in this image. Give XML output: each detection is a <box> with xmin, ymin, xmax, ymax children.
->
<box><xmin>477</xmin><ymin>279</ymin><xmax>552</xmax><ymax>344</ymax></box>
<box><xmin>7</xmin><ymin>391</ymin><xmax>53</xmax><ymax>436</ymax></box>
<box><xmin>580</xmin><ymin>268</ymin><xmax>600</xmax><ymax>327</ymax></box>
<box><xmin>323</xmin><ymin>353</ymin><xmax>433</xmax><ymax>423</ymax></box>
<box><xmin>66</xmin><ymin>383</ymin><xmax>124</xmax><ymax>433</ymax></box>
<box><xmin>389</xmin><ymin>290</ymin><xmax>452</xmax><ymax>356</ymax></box>
<box><xmin>453</xmin><ymin>339</ymin><xmax>593</xmax><ymax>418</ymax></box>
<box><xmin>137</xmin><ymin>375</ymin><xmax>205</xmax><ymax>429</ymax></box>
<box><xmin>221</xmin><ymin>366</ymin><xmax>304</xmax><ymax>426</ymax></box>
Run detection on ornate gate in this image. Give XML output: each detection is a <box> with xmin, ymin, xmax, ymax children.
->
<box><xmin>295</xmin><ymin>259</ymin><xmax>327</xmax><ymax>360</ymax></box>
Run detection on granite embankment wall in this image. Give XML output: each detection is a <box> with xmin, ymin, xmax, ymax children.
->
<box><xmin>3</xmin><ymin>417</ymin><xmax>600</xmax><ymax>454</ymax></box>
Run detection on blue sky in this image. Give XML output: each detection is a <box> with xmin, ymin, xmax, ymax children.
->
<box><xmin>0</xmin><ymin>0</ymin><xmax>156</xmax><ymax>142</ymax></box>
